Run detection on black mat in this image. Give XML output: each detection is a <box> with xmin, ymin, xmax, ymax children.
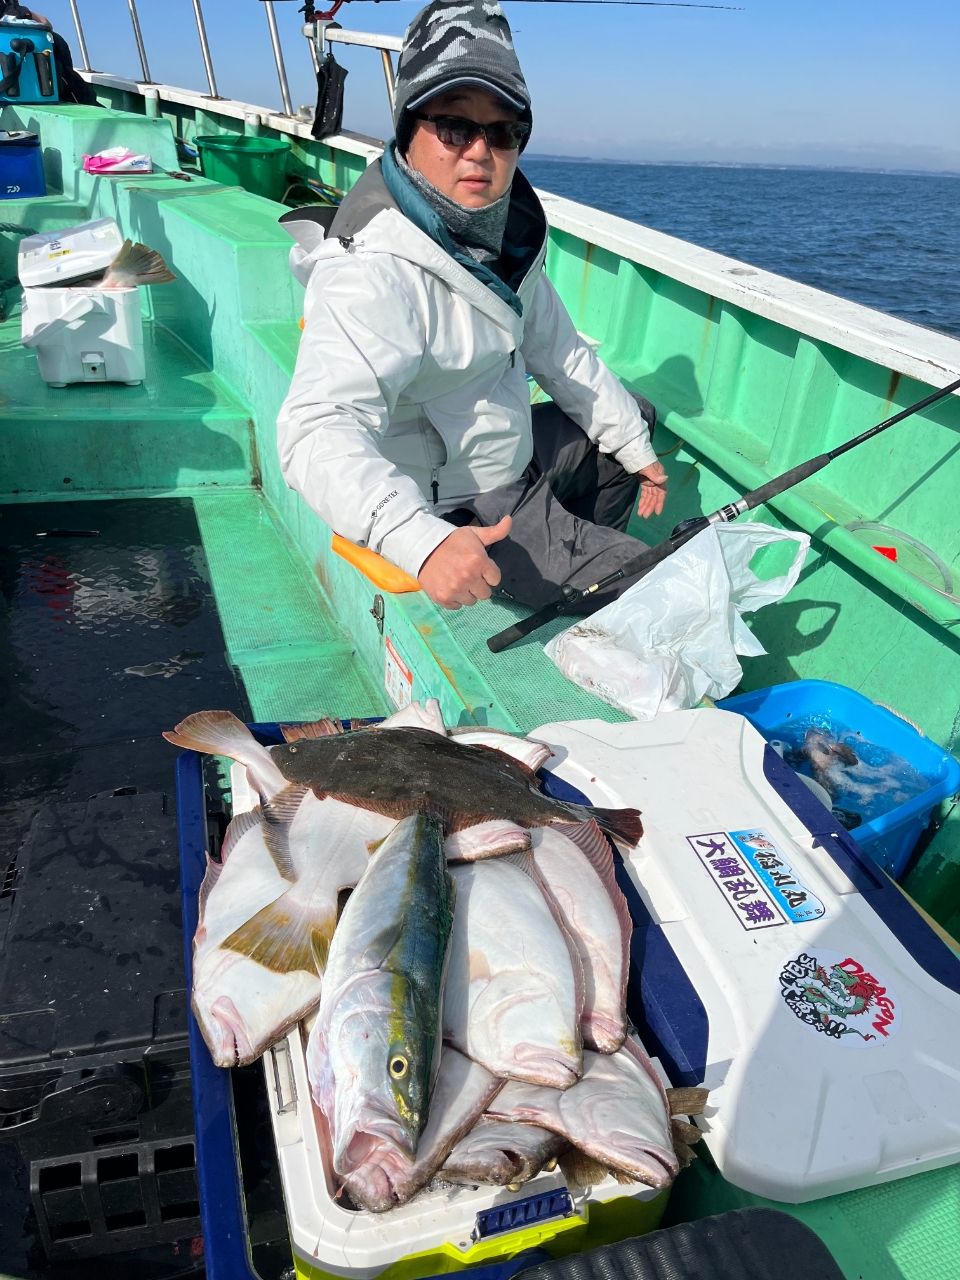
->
<box><xmin>0</xmin><ymin>498</ymin><xmax>249</xmax><ymax>1279</ymax></box>
<box><xmin>513</xmin><ymin>1207</ymin><xmax>845</xmax><ymax>1280</ymax></box>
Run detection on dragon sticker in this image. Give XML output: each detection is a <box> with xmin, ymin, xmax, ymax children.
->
<box><xmin>779</xmin><ymin>950</ymin><xmax>898</xmax><ymax>1045</ymax></box>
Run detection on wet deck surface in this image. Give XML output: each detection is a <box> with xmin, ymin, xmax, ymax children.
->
<box><xmin>0</xmin><ymin>497</ymin><xmax>285</xmax><ymax>1278</ymax></box>
<box><xmin>0</xmin><ymin>497</ymin><xmax>248</xmax><ymax>868</ymax></box>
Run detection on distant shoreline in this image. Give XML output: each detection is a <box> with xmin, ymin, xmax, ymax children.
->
<box><xmin>524</xmin><ymin>155</ymin><xmax>960</xmax><ymax>179</ymax></box>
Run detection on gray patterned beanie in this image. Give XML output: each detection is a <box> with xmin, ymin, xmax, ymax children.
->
<box><xmin>393</xmin><ymin>0</ymin><xmax>532</xmax><ymax>153</ymax></box>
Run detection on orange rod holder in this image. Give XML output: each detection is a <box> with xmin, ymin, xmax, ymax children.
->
<box><xmin>331</xmin><ymin>534</ymin><xmax>421</xmax><ymax>593</ymax></box>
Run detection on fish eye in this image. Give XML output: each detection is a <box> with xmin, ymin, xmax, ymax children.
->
<box><xmin>389</xmin><ymin>1054</ymin><xmax>409</xmax><ymax>1080</ymax></box>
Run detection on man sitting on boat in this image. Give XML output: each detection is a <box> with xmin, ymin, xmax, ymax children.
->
<box><xmin>277</xmin><ymin>0</ymin><xmax>667</xmax><ymax>611</ymax></box>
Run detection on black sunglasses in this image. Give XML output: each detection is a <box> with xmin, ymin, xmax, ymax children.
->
<box><xmin>414</xmin><ymin>113</ymin><xmax>530</xmax><ymax>152</ymax></box>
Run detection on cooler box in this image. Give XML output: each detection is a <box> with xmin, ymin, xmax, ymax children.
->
<box><xmin>244</xmin><ymin>757</ymin><xmax>667</xmax><ymax>1280</ymax></box>
<box><xmin>718</xmin><ymin>680</ymin><xmax>960</xmax><ymax>877</ymax></box>
<box><xmin>173</xmin><ymin>714</ymin><xmax>960</xmax><ymax>1278</ymax></box>
<box><xmin>172</xmin><ymin>729</ymin><xmax>670</xmax><ymax>1280</ymax></box>
<box><xmin>20</xmin><ymin>283</ymin><xmax>146</xmax><ymax>385</ymax></box>
<box><xmin>18</xmin><ymin>217</ymin><xmax>145</xmax><ymax>386</ymax></box>
<box><xmin>0</xmin><ymin>21</ymin><xmax>58</xmax><ymax>104</ymax></box>
<box><xmin>535</xmin><ymin>710</ymin><xmax>960</xmax><ymax>1203</ymax></box>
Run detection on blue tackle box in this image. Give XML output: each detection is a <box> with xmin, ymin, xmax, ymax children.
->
<box><xmin>718</xmin><ymin>679</ymin><xmax>960</xmax><ymax>878</ymax></box>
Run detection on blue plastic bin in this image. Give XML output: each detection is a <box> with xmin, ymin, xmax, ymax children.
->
<box><xmin>718</xmin><ymin>679</ymin><xmax>960</xmax><ymax>877</ymax></box>
<box><xmin>0</xmin><ymin>129</ymin><xmax>46</xmax><ymax>199</ymax></box>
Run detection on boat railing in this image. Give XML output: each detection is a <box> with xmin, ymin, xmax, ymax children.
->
<box><xmin>65</xmin><ymin>1</ymin><xmax>402</xmax><ymax>119</ymax></box>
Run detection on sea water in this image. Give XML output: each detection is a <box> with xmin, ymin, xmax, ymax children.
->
<box><xmin>522</xmin><ymin>159</ymin><xmax>959</xmax><ymax>341</ymax></box>
<box><xmin>764</xmin><ymin>714</ymin><xmax>931</xmax><ymax>830</ymax></box>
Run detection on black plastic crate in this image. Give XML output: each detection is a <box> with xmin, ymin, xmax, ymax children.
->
<box><xmin>0</xmin><ymin>789</ymin><xmax>201</xmax><ymax>1271</ymax></box>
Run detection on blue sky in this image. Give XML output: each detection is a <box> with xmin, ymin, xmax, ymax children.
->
<box><xmin>39</xmin><ymin>1</ymin><xmax>960</xmax><ymax>170</ymax></box>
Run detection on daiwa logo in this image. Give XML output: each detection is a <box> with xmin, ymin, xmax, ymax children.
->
<box><xmin>778</xmin><ymin>949</ymin><xmax>898</xmax><ymax>1045</ymax></box>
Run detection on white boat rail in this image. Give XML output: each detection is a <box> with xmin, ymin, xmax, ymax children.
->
<box><xmin>56</xmin><ymin>0</ymin><xmax>960</xmax><ymax>394</ymax></box>
<box><xmin>63</xmin><ymin>0</ymin><xmax>401</xmax><ymax>117</ymax></box>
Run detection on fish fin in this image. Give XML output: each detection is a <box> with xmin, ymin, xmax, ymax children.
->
<box><xmin>671</xmin><ymin>1120</ymin><xmax>701</xmax><ymax>1169</ymax></box>
<box><xmin>500</xmin><ymin>849</ymin><xmax>537</xmax><ymax>876</ymax></box>
<box><xmin>163</xmin><ymin>711</ymin><xmax>287</xmax><ymax>799</ymax></box>
<box><xmin>558</xmin><ymin>1148</ymin><xmax>612</xmax><ymax>1188</ymax></box>
<box><xmin>222</xmin><ymin>897</ymin><xmax>336</xmax><ymax>975</ymax></box>
<box><xmin>672</xmin><ymin>1118</ymin><xmax>703</xmax><ymax>1146</ymax></box>
<box><xmin>220</xmin><ymin>807</ymin><xmax>263</xmax><ymax>863</ymax></box>
<box><xmin>443</xmin><ymin>820</ymin><xmax>531</xmax><ymax>862</ymax></box>
<box><xmin>581</xmin><ymin>806</ymin><xmax>643</xmax><ymax>848</ymax></box>
<box><xmin>557</xmin><ymin>818</ymin><xmax>634</xmax><ymax>1007</ymax></box>
<box><xmin>100</xmin><ymin>239</ymin><xmax>175</xmax><ymax>287</ymax></box>
<box><xmin>197</xmin><ymin>851</ymin><xmax>227</xmax><ymax>924</ymax></box>
<box><xmin>666</xmin><ymin>1086</ymin><xmax>710</xmax><ymax>1117</ymax></box>
<box><xmin>280</xmin><ymin>718</ymin><xmax>342</xmax><ymax>741</ymax></box>
<box><xmin>259</xmin><ymin>786</ymin><xmax>309</xmax><ymax>881</ymax></box>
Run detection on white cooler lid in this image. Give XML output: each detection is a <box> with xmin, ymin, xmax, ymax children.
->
<box><xmin>533</xmin><ymin>708</ymin><xmax>960</xmax><ymax>1204</ymax></box>
<box><xmin>18</xmin><ymin>217</ymin><xmax>123</xmax><ymax>287</ymax></box>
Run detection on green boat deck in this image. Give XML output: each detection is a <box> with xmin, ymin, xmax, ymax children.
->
<box><xmin>2</xmin><ymin>95</ymin><xmax>959</xmax><ymax>1280</ymax></box>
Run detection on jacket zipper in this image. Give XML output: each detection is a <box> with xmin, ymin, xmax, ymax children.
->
<box><xmin>430</xmin><ymin>468</ymin><xmax>440</xmax><ymax>505</ymax></box>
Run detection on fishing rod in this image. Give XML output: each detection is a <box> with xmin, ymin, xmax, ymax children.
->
<box><xmin>289</xmin><ymin>0</ymin><xmax>742</xmax><ymax>22</ymax></box>
<box><xmin>487</xmin><ymin>374</ymin><xmax>960</xmax><ymax>653</ymax></box>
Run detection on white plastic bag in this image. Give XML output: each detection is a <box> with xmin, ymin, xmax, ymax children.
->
<box><xmin>544</xmin><ymin>522</ymin><xmax>810</xmax><ymax>721</ymax></box>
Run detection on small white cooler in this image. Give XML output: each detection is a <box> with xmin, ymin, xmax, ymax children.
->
<box><xmin>18</xmin><ymin>217</ymin><xmax>145</xmax><ymax>387</ymax></box>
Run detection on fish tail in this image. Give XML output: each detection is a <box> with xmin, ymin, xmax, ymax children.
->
<box><xmin>222</xmin><ymin>896</ymin><xmax>335</xmax><ymax>975</ymax></box>
<box><xmin>558</xmin><ymin>1148</ymin><xmax>612</xmax><ymax>1188</ymax></box>
<box><xmin>100</xmin><ymin>239</ymin><xmax>175</xmax><ymax>288</ymax></box>
<box><xmin>163</xmin><ymin>710</ymin><xmax>288</xmax><ymax>799</ymax></box>
<box><xmin>582</xmin><ymin>806</ymin><xmax>644</xmax><ymax>848</ymax></box>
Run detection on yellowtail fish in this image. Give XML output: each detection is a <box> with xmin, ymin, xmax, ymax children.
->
<box><xmin>306</xmin><ymin>812</ymin><xmax>455</xmax><ymax>1177</ymax></box>
<box><xmin>343</xmin><ymin>1049</ymin><xmax>502</xmax><ymax>1212</ymax></box>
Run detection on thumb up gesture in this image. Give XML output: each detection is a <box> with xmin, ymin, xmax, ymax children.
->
<box><xmin>418</xmin><ymin>516</ymin><xmax>512</xmax><ymax>609</ymax></box>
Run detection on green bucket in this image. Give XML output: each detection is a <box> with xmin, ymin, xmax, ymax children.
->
<box><xmin>195</xmin><ymin>134</ymin><xmax>291</xmax><ymax>202</ymax></box>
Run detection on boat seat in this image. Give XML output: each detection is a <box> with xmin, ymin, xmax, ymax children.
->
<box><xmin>331</xmin><ymin>534</ymin><xmax>420</xmax><ymax>592</ymax></box>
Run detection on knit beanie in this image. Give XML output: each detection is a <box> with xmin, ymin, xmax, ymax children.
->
<box><xmin>392</xmin><ymin>0</ymin><xmax>532</xmax><ymax>154</ymax></box>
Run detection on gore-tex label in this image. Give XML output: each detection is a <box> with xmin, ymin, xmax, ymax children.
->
<box><xmin>685</xmin><ymin>829</ymin><xmax>825</xmax><ymax>930</ymax></box>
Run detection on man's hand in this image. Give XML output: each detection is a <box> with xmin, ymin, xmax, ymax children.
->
<box><xmin>418</xmin><ymin>516</ymin><xmax>512</xmax><ymax>609</ymax></box>
<box><xmin>636</xmin><ymin>460</ymin><xmax>668</xmax><ymax>518</ymax></box>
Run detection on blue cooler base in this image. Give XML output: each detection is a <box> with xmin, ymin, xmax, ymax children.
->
<box><xmin>0</xmin><ymin>131</ymin><xmax>46</xmax><ymax>198</ymax></box>
<box><xmin>718</xmin><ymin>679</ymin><xmax>960</xmax><ymax>877</ymax></box>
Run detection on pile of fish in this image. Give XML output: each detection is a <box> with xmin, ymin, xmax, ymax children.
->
<box><xmin>774</xmin><ymin>726</ymin><xmax>930</xmax><ymax>830</ymax></box>
<box><xmin>165</xmin><ymin>701</ymin><xmax>702</xmax><ymax>1213</ymax></box>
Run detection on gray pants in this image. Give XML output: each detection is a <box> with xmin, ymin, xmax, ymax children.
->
<box><xmin>446</xmin><ymin>401</ymin><xmax>651</xmax><ymax>610</ymax></box>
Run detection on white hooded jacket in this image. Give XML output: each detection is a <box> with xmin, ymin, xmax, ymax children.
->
<box><xmin>276</xmin><ymin>161</ymin><xmax>656</xmax><ymax>579</ymax></box>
